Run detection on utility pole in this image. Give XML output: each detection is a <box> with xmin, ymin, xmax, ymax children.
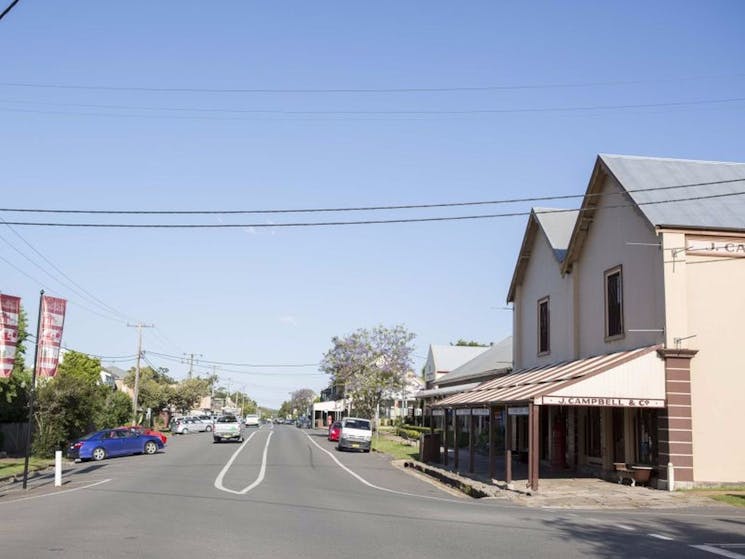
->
<box><xmin>183</xmin><ymin>352</ymin><xmax>203</xmax><ymax>379</ymax></box>
<box><xmin>127</xmin><ymin>322</ymin><xmax>154</xmax><ymax>425</ymax></box>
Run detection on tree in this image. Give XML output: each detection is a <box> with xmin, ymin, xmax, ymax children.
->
<box><xmin>0</xmin><ymin>306</ymin><xmax>30</xmax><ymax>422</ymax></box>
<box><xmin>451</xmin><ymin>339</ymin><xmax>489</xmax><ymax>347</ymax></box>
<box><xmin>96</xmin><ymin>390</ymin><xmax>133</xmax><ymax>428</ymax></box>
<box><xmin>320</xmin><ymin>324</ymin><xmax>415</xmax><ymax>419</ymax></box>
<box><xmin>278</xmin><ymin>400</ymin><xmax>293</xmax><ymax>419</ymax></box>
<box><xmin>290</xmin><ymin>388</ymin><xmax>316</xmax><ymax>417</ymax></box>
<box><xmin>57</xmin><ymin>350</ymin><xmax>102</xmax><ymax>385</ymax></box>
<box><xmin>170</xmin><ymin>377</ymin><xmax>210</xmax><ymax>414</ymax></box>
<box><xmin>32</xmin><ymin>354</ymin><xmax>108</xmax><ymax>457</ymax></box>
<box><xmin>123</xmin><ymin>366</ymin><xmax>174</xmax><ymax>415</ymax></box>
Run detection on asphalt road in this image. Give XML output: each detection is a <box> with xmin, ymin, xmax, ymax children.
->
<box><xmin>1</xmin><ymin>424</ymin><xmax>744</xmax><ymax>559</ymax></box>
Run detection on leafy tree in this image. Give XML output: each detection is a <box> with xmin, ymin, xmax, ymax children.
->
<box><xmin>290</xmin><ymin>388</ymin><xmax>316</xmax><ymax>416</ymax></box>
<box><xmin>57</xmin><ymin>350</ymin><xmax>102</xmax><ymax>385</ymax></box>
<box><xmin>278</xmin><ymin>400</ymin><xmax>293</xmax><ymax>418</ymax></box>
<box><xmin>320</xmin><ymin>324</ymin><xmax>415</xmax><ymax>419</ymax></box>
<box><xmin>451</xmin><ymin>339</ymin><xmax>489</xmax><ymax>347</ymax></box>
<box><xmin>0</xmin><ymin>307</ymin><xmax>30</xmax><ymax>422</ymax></box>
<box><xmin>170</xmin><ymin>378</ymin><xmax>210</xmax><ymax>414</ymax></box>
<box><xmin>123</xmin><ymin>366</ymin><xmax>174</xmax><ymax>414</ymax></box>
<box><xmin>96</xmin><ymin>390</ymin><xmax>133</xmax><ymax>428</ymax></box>
<box><xmin>32</xmin><ymin>370</ymin><xmax>105</xmax><ymax>457</ymax></box>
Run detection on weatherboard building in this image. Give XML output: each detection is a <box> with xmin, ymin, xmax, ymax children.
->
<box><xmin>435</xmin><ymin>154</ymin><xmax>745</xmax><ymax>489</ymax></box>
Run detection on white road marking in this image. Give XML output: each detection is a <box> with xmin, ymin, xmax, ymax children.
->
<box><xmin>649</xmin><ymin>533</ymin><xmax>674</xmax><ymax>541</ymax></box>
<box><xmin>691</xmin><ymin>545</ymin><xmax>745</xmax><ymax>559</ymax></box>
<box><xmin>0</xmin><ymin>478</ymin><xmax>112</xmax><ymax>505</ymax></box>
<box><xmin>214</xmin><ymin>430</ymin><xmax>273</xmax><ymax>495</ymax></box>
<box><xmin>617</xmin><ymin>524</ymin><xmax>635</xmax><ymax>531</ymax></box>
<box><xmin>304</xmin><ymin>433</ymin><xmax>468</xmax><ymax>504</ymax></box>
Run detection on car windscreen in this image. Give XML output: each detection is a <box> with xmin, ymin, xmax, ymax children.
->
<box><xmin>216</xmin><ymin>416</ymin><xmax>237</xmax><ymax>423</ymax></box>
<box><xmin>344</xmin><ymin>420</ymin><xmax>370</xmax><ymax>430</ymax></box>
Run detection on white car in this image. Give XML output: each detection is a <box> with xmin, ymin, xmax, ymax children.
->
<box><xmin>244</xmin><ymin>414</ymin><xmax>260</xmax><ymax>428</ymax></box>
<box><xmin>337</xmin><ymin>417</ymin><xmax>372</xmax><ymax>452</ymax></box>
<box><xmin>173</xmin><ymin>417</ymin><xmax>211</xmax><ymax>434</ymax></box>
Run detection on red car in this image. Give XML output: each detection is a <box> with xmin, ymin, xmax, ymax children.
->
<box><xmin>327</xmin><ymin>421</ymin><xmax>342</xmax><ymax>442</ymax></box>
<box><xmin>119</xmin><ymin>425</ymin><xmax>168</xmax><ymax>445</ymax></box>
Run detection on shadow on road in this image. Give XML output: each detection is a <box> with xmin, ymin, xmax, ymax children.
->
<box><xmin>542</xmin><ymin>515</ymin><xmax>745</xmax><ymax>558</ymax></box>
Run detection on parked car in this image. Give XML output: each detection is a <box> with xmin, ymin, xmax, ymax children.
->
<box><xmin>67</xmin><ymin>428</ymin><xmax>165</xmax><ymax>462</ymax></box>
<box><xmin>337</xmin><ymin>417</ymin><xmax>372</xmax><ymax>452</ymax></box>
<box><xmin>194</xmin><ymin>414</ymin><xmax>215</xmax><ymax>429</ymax></box>
<box><xmin>245</xmin><ymin>414</ymin><xmax>260</xmax><ymax>428</ymax></box>
<box><xmin>328</xmin><ymin>420</ymin><xmax>342</xmax><ymax>442</ymax></box>
<box><xmin>296</xmin><ymin>417</ymin><xmax>311</xmax><ymax>429</ymax></box>
<box><xmin>118</xmin><ymin>425</ymin><xmax>168</xmax><ymax>445</ymax></box>
<box><xmin>172</xmin><ymin>417</ymin><xmax>211</xmax><ymax>434</ymax></box>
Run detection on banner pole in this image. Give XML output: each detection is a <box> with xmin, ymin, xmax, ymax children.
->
<box><xmin>22</xmin><ymin>289</ymin><xmax>44</xmax><ymax>490</ymax></box>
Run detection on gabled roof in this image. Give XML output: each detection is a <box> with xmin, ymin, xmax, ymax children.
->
<box><xmin>562</xmin><ymin>154</ymin><xmax>745</xmax><ymax>273</ymax></box>
<box><xmin>102</xmin><ymin>364</ymin><xmax>127</xmax><ymax>379</ymax></box>
<box><xmin>506</xmin><ymin>208</ymin><xmax>579</xmax><ymax>303</ymax></box>
<box><xmin>426</xmin><ymin>345</ymin><xmax>490</xmax><ymax>374</ymax></box>
<box><xmin>437</xmin><ymin>336</ymin><xmax>513</xmax><ymax>387</ymax></box>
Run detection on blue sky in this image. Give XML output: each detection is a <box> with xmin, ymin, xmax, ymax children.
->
<box><xmin>1</xmin><ymin>1</ymin><xmax>744</xmax><ymax>408</ymax></box>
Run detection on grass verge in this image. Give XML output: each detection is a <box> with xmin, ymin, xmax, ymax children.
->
<box><xmin>372</xmin><ymin>436</ymin><xmax>419</xmax><ymax>461</ymax></box>
<box><xmin>0</xmin><ymin>457</ymin><xmax>55</xmax><ymax>479</ymax></box>
<box><xmin>710</xmin><ymin>494</ymin><xmax>745</xmax><ymax>508</ymax></box>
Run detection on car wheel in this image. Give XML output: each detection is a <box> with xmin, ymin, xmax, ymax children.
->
<box><xmin>92</xmin><ymin>447</ymin><xmax>107</xmax><ymax>461</ymax></box>
<box><xmin>182</xmin><ymin>428</ymin><xmax>189</xmax><ymax>434</ymax></box>
<box><xmin>206</xmin><ymin>425</ymin><xmax>212</xmax><ymax>432</ymax></box>
<box><xmin>144</xmin><ymin>441</ymin><xmax>158</xmax><ymax>455</ymax></box>
<box><xmin>213</xmin><ymin>437</ymin><xmax>219</xmax><ymax>443</ymax></box>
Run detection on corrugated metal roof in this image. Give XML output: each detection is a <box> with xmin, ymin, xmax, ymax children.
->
<box><xmin>600</xmin><ymin>154</ymin><xmax>745</xmax><ymax>230</ymax></box>
<box><xmin>533</xmin><ymin>208</ymin><xmax>580</xmax><ymax>262</ymax></box>
<box><xmin>415</xmin><ymin>382</ymin><xmax>480</xmax><ymax>399</ymax></box>
<box><xmin>433</xmin><ymin>346</ymin><xmax>660</xmax><ymax>407</ymax></box>
<box><xmin>427</xmin><ymin>345</ymin><xmax>490</xmax><ymax>373</ymax></box>
<box><xmin>437</xmin><ymin>336</ymin><xmax>513</xmax><ymax>386</ymax></box>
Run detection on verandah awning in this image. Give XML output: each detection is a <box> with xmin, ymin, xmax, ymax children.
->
<box><xmin>433</xmin><ymin>345</ymin><xmax>665</xmax><ymax>408</ymax></box>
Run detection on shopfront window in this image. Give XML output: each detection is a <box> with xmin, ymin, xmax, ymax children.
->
<box><xmin>635</xmin><ymin>408</ymin><xmax>657</xmax><ymax>465</ymax></box>
<box><xmin>585</xmin><ymin>407</ymin><xmax>601</xmax><ymax>458</ymax></box>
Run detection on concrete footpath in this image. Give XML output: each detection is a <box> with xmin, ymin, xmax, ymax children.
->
<box><xmin>399</xmin><ymin>449</ymin><xmax>722</xmax><ymax>509</ymax></box>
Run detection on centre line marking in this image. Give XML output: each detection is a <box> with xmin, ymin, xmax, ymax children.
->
<box><xmin>691</xmin><ymin>545</ymin><xmax>745</xmax><ymax>559</ymax></box>
<box><xmin>649</xmin><ymin>533</ymin><xmax>674</xmax><ymax>541</ymax></box>
<box><xmin>214</xmin><ymin>430</ymin><xmax>272</xmax><ymax>495</ymax></box>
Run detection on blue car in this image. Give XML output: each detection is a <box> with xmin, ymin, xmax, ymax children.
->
<box><xmin>67</xmin><ymin>428</ymin><xmax>165</xmax><ymax>462</ymax></box>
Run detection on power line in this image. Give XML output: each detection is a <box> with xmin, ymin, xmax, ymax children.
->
<box><xmin>0</xmin><ymin>0</ymin><xmax>20</xmax><ymax>22</ymax></box>
<box><xmin>0</xmin><ymin>218</ymin><xmax>131</xmax><ymax>321</ymax></box>
<box><xmin>0</xmin><ymin>177</ymin><xmax>742</xmax><ymax>216</ymax></box>
<box><xmin>0</xmin><ymin>72</ymin><xmax>743</xmax><ymax>93</ymax></box>
<box><xmin>1</xmin><ymin>190</ymin><xmax>743</xmax><ymax>228</ymax></box>
<box><xmin>1</xmin><ymin>95</ymin><xmax>744</xmax><ymax>121</ymax></box>
<box><xmin>0</xmin><ymin>252</ymin><xmax>125</xmax><ymax>322</ymax></box>
<box><xmin>146</xmin><ymin>350</ymin><xmax>319</xmax><ymax>368</ymax></box>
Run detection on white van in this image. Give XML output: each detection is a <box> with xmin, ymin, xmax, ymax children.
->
<box><xmin>337</xmin><ymin>417</ymin><xmax>372</xmax><ymax>452</ymax></box>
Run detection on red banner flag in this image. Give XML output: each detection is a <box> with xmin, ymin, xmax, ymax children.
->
<box><xmin>0</xmin><ymin>294</ymin><xmax>21</xmax><ymax>378</ymax></box>
<box><xmin>38</xmin><ymin>295</ymin><xmax>66</xmax><ymax>378</ymax></box>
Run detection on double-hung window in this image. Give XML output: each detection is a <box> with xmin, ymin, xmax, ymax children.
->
<box><xmin>605</xmin><ymin>266</ymin><xmax>624</xmax><ymax>339</ymax></box>
<box><xmin>537</xmin><ymin>296</ymin><xmax>550</xmax><ymax>355</ymax></box>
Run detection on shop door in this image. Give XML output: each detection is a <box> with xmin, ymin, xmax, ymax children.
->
<box><xmin>612</xmin><ymin>408</ymin><xmax>625</xmax><ymax>462</ymax></box>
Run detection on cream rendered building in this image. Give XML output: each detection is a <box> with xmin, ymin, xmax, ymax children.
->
<box><xmin>438</xmin><ymin>154</ymin><xmax>745</xmax><ymax>488</ymax></box>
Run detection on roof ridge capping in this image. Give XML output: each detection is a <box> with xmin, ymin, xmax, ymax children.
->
<box><xmin>599</xmin><ymin>153</ymin><xmax>745</xmax><ymax>166</ymax></box>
